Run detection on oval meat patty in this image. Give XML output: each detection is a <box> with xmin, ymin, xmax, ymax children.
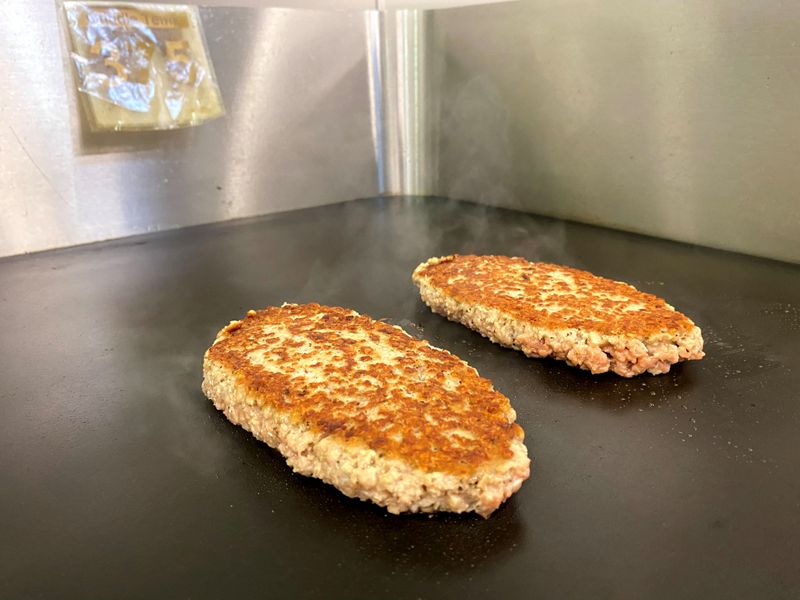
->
<box><xmin>202</xmin><ymin>303</ymin><xmax>530</xmax><ymax>517</ymax></box>
<box><xmin>413</xmin><ymin>255</ymin><xmax>704</xmax><ymax>377</ymax></box>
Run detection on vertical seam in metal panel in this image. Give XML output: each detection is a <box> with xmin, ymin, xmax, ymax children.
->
<box><xmin>367</xmin><ymin>6</ymin><xmax>433</xmax><ymax>197</ymax></box>
<box><xmin>366</xmin><ymin>10</ymin><xmax>387</xmax><ymax>194</ymax></box>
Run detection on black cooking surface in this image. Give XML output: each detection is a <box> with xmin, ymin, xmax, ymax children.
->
<box><xmin>1</xmin><ymin>197</ymin><xmax>799</xmax><ymax>599</ymax></box>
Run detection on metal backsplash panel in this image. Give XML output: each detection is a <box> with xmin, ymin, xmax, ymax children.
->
<box><xmin>3</xmin><ymin>1</ymin><xmax>799</xmax><ymax>263</ymax></box>
<box><xmin>435</xmin><ymin>1</ymin><xmax>800</xmax><ymax>263</ymax></box>
<box><xmin>0</xmin><ymin>3</ymin><xmax>377</xmax><ymax>257</ymax></box>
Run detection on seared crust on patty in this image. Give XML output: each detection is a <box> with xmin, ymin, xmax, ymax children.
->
<box><xmin>202</xmin><ymin>303</ymin><xmax>530</xmax><ymax>517</ymax></box>
<box><xmin>413</xmin><ymin>255</ymin><xmax>704</xmax><ymax>377</ymax></box>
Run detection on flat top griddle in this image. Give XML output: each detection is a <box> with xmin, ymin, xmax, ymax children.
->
<box><xmin>1</xmin><ymin>197</ymin><xmax>799</xmax><ymax>599</ymax></box>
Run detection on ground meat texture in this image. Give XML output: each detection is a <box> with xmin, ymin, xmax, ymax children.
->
<box><xmin>202</xmin><ymin>303</ymin><xmax>531</xmax><ymax>517</ymax></box>
<box><xmin>412</xmin><ymin>255</ymin><xmax>704</xmax><ymax>377</ymax></box>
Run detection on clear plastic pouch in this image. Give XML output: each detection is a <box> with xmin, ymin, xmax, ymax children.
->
<box><xmin>62</xmin><ymin>1</ymin><xmax>224</xmax><ymax>131</ymax></box>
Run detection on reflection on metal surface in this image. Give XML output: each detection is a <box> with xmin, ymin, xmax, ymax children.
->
<box><xmin>367</xmin><ymin>9</ymin><xmax>439</xmax><ymax>195</ymax></box>
<box><xmin>435</xmin><ymin>0</ymin><xmax>800</xmax><ymax>263</ymax></box>
<box><xmin>366</xmin><ymin>11</ymin><xmax>387</xmax><ymax>193</ymax></box>
<box><xmin>2</xmin><ymin>0</ymin><xmax>799</xmax><ymax>264</ymax></box>
<box><xmin>0</xmin><ymin>4</ymin><xmax>377</xmax><ymax>257</ymax></box>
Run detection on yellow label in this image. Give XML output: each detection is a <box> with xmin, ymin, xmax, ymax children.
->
<box><xmin>65</xmin><ymin>2</ymin><xmax>224</xmax><ymax>130</ymax></box>
<box><xmin>78</xmin><ymin>7</ymin><xmax>189</xmax><ymax>31</ymax></box>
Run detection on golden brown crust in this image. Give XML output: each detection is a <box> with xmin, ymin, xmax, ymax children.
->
<box><xmin>412</xmin><ymin>255</ymin><xmax>697</xmax><ymax>337</ymax></box>
<box><xmin>205</xmin><ymin>303</ymin><xmax>524</xmax><ymax>477</ymax></box>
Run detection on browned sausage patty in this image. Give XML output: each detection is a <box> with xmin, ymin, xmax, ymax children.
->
<box><xmin>202</xmin><ymin>303</ymin><xmax>530</xmax><ymax>517</ymax></box>
<box><xmin>413</xmin><ymin>255</ymin><xmax>704</xmax><ymax>377</ymax></box>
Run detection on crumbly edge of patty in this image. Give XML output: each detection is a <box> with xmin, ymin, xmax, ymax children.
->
<box><xmin>202</xmin><ymin>358</ymin><xmax>530</xmax><ymax>517</ymax></box>
<box><xmin>414</xmin><ymin>278</ymin><xmax>704</xmax><ymax>377</ymax></box>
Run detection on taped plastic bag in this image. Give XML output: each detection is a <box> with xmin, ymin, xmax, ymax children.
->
<box><xmin>62</xmin><ymin>1</ymin><xmax>224</xmax><ymax>131</ymax></box>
